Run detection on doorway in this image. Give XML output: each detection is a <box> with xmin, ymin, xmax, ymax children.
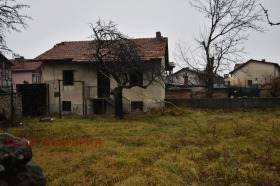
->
<box><xmin>93</xmin><ymin>99</ymin><xmax>106</xmax><ymax>114</ymax></box>
<box><xmin>97</xmin><ymin>71</ymin><xmax>110</xmax><ymax>98</ymax></box>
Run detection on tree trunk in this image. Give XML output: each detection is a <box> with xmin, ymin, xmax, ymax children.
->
<box><xmin>206</xmin><ymin>80</ymin><xmax>214</xmax><ymax>98</ymax></box>
<box><xmin>112</xmin><ymin>86</ymin><xmax>123</xmax><ymax>119</ymax></box>
<box><xmin>206</xmin><ymin>57</ymin><xmax>214</xmax><ymax>98</ymax></box>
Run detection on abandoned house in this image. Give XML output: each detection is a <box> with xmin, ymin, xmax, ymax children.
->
<box><xmin>31</xmin><ymin>32</ymin><xmax>170</xmax><ymax>115</ymax></box>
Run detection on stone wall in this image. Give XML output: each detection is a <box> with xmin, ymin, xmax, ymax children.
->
<box><xmin>0</xmin><ymin>93</ymin><xmax>22</xmax><ymax>119</ymax></box>
<box><xmin>165</xmin><ymin>98</ymin><xmax>280</xmax><ymax>109</ymax></box>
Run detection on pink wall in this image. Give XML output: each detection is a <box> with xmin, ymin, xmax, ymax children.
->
<box><xmin>12</xmin><ymin>72</ymin><xmax>32</xmax><ymax>89</ymax></box>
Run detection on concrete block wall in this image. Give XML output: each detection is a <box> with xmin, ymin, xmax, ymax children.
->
<box><xmin>165</xmin><ymin>98</ymin><xmax>280</xmax><ymax>109</ymax></box>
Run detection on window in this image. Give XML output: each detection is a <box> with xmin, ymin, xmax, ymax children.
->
<box><xmin>131</xmin><ymin>101</ymin><xmax>143</xmax><ymax>112</ymax></box>
<box><xmin>0</xmin><ymin>62</ymin><xmax>11</xmax><ymax>87</ymax></box>
<box><xmin>32</xmin><ymin>73</ymin><xmax>41</xmax><ymax>83</ymax></box>
<box><xmin>62</xmin><ymin>101</ymin><xmax>71</xmax><ymax>111</ymax></box>
<box><xmin>63</xmin><ymin>70</ymin><xmax>74</xmax><ymax>85</ymax></box>
<box><xmin>248</xmin><ymin>80</ymin><xmax>252</xmax><ymax>86</ymax></box>
<box><xmin>129</xmin><ymin>71</ymin><xmax>143</xmax><ymax>86</ymax></box>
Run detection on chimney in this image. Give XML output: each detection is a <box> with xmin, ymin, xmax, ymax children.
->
<box><xmin>183</xmin><ymin>75</ymin><xmax>188</xmax><ymax>87</ymax></box>
<box><xmin>262</xmin><ymin>59</ymin><xmax>266</xmax><ymax>62</ymax></box>
<box><xmin>156</xmin><ymin>31</ymin><xmax>161</xmax><ymax>42</ymax></box>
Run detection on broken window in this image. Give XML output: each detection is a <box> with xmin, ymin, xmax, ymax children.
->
<box><xmin>63</xmin><ymin>70</ymin><xmax>74</xmax><ymax>85</ymax></box>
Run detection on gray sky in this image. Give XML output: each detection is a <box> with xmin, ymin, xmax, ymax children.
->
<box><xmin>5</xmin><ymin>0</ymin><xmax>280</xmax><ymax>73</ymax></box>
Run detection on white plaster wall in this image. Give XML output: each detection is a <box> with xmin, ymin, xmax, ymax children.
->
<box><xmin>42</xmin><ymin>62</ymin><xmax>97</xmax><ymax>115</ymax></box>
<box><xmin>232</xmin><ymin>62</ymin><xmax>278</xmax><ymax>86</ymax></box>
<box><xmin>42</xmin><ymin>60</ymin><xmax>165</xmax><ymax>115</ymax></box>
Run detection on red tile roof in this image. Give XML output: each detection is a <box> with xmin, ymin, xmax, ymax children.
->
<box><xmin>35</xmin><ymin>37</ymin><xmax>168</xmax><ymax>62</ymax></box>
<box><xmin>10</xmin><ymin>59</ymin><xmax>42</xmax><ymax>72</ymax></box>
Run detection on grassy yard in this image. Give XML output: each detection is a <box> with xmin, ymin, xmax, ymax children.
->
<box><xmin>5</xmin><ymin>108</ymin><xmax>280</xmax><ymax>185</ymax></box>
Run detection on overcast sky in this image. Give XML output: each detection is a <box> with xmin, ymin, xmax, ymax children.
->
<box><xmin>5</xmin><ymin>0</ymin><xmax>280</xmax><ymax>73</ymax></box>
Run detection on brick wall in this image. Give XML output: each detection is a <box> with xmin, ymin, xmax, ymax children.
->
<box><xmin>166</xmin><ymin>88</ymin><xmax>228</xmax><ymax>99</ymax></box>
<box><xmin>165</xmin><ymin>89</ymin><xmax>191</xmax><ymax>99</ymax></box>
<box><xmin>0</xmin><ymin>93</ymin><xmax>22</xmax><ymax>119</ymax></box>
<box><xmin>212</xmin><ymin>90</ymin><xmax>228</xmax><ymax>98</ymax></box>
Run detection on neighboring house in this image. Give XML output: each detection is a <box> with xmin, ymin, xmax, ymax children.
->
<box><xmin>166</xmin><ymin>67</ymin><xmax>227</xmax><ymax>99</ymax></box>
<box><xmin>0</xmin><ymin>53</ymin><xmax>13</xmax><ymax>93</ymax></box>
<box><xmin>10</xmin><ymin>57</ymin><xmax>42</xmax><ymax>90</ymax></box>
<box><xmin>230</xmin><ymin>59</ymin><xmax>280</xmax><ymax>87</ymax></box>
<box><xmin>166</xmin><ymin>67</ymin><xmax>204</xmax><ymax>86</ymax></box>
<box><xmin>32</xmin><ymin>32</ymin><xmax>169</xmax><ymax>115</ymax></box>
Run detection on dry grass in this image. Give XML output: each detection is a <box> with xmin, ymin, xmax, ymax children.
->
<box><xmin>5</xmin><ymin>108</ymin><xmax>280</xmax><ymax>185</ymax></box>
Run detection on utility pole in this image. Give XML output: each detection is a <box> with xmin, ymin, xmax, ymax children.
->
<box><xmin>10</xmin><ymin>83</ymin><xmax>14</xmax><ymax>126</ymax></box>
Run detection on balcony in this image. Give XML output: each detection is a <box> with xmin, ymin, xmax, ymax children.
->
<box><xmin>84</xmin><ymin>86</ymin><xmax>98</xmax><ymax>99</ymax></box>
<box><xmin>84</xmin><ymin>86</ymin><xmax>131</xmax><ymax>113</ymax></box>
<box><xmin>84</xmin><ymin>86</ymin><xmax>111</xmax><ymax>99</ymax></box>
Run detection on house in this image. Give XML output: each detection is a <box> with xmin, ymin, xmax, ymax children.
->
<box><xmin>32</xmin><ymin>32</ymin><xmax>169</xmax><ymax>115</ymax></box>
<box><xmin>166</xmin><ymin>67</ymin><xmax>227</xmax><ymax>99</ymax></box>
<box><xmin>166</xmin><ymin>67</ymin><xmax>204</xmax><ymax>87</ymax></box>
<box><xmin>0</xmin><ymin>53</ymin><xmax>13</xmax><ymax>93</ymax></box>
<box><xmin>229</xmin><ymin>59</ymin><xmax>280</xmax><ymax>87</ymax></box>
<box><xmin>10</xmin><ymin>57</ymin><xmax>42</xmax><ymax>90</ymax></box>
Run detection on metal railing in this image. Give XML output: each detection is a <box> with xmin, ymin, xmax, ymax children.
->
<box><xmin>84</xmin><ymin>86</ymin><xmax>98</xmax><ymax>99</ymax></box>
<box><xmin>84</xmin><ymin>86</ymin><xmax>131</xmax><ymax>113</ymax></box>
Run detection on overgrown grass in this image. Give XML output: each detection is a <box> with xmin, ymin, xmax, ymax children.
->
<box><xmin>5</xmin><ymin>108</ymin><xmax>280</xmax><ymax>185</ymax></box>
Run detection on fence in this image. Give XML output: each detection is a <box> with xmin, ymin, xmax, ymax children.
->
<box><xmin>165</xmin><ymin>98</ymin><xmax>280</xmax><ymax>109</ymax></box>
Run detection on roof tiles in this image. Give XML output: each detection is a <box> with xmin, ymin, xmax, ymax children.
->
<box><xmin>35</xmin><ymin>37</ymin><xmax>168</xmax><ymax>62</ymax></box>
<box><xmin>10</xmin><ymin>59</ymin><xmax>42</xmax><ymax>72</ymax></box>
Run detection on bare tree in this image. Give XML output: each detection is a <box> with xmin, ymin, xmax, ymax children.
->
<box><xmin>260</xmin><ymin>4</ymin><xmax>280</xmax><ymax>26</ymax></box>
<box><xmin>88</xmin><ymin>19</ymin><xmax>165</xmax><ymax>119</ymax></box>
<box><xmin>176</xmin><ymin>0</ymin><xmax>263</xmax><ymax>97</ymax></box>
<box><xmin>0</xmin><ymin>0</ymin><xmax>30</xmax><ymax>55</ymax></box>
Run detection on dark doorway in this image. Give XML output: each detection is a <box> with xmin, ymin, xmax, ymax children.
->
<box><xmin>98</xmin><ymin>71</ymin><xmax>110</xmax><ymax>98</ymax></box>
<box><xmin>17</xmin><ymin>84</ymin><xmax>48</xmax><ymax>117</ymax></box>
<box><xmin>93</xmin><ymin>99</ymin><xmax>106</xmax><ymax>114</ymax></box>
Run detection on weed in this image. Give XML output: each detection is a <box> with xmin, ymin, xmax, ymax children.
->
<box><xmin>5</xmin><ymin>108</ymin><xmax>280</xmax><ymax>185</ymax></box>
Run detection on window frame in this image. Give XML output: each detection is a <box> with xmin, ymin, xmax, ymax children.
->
<box><xmin>62</xmin><ymin>101</ymin><xmax>71</xmax><ymax>111</ymax></box>
<box><xmin>131</xmin><ymin>101</ymin><xmax>143</xmax><ymax>112</ymax></box>
<box><xmin>248</xmin><ymin>80</ymin><xmax>252</xmax><ymax>86</ymax></box>
<box><xmin>63</xmin><ymin>70</ymin><xmax>74</xmax><ymax>86</ymax></box>
<box><xmin>0</xmin><ymin>62</ymin><xmax>12</xmax><ymax>88</ymax></box>
<box><xmin>129</xmin><ymin>71</ymin><xmax>143</xmax><ymax>86</ymax></box>
<box><xmin>32</xmin><ymin>72</ymin><xmax>41</xmax><ymax>83</ymax></box>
